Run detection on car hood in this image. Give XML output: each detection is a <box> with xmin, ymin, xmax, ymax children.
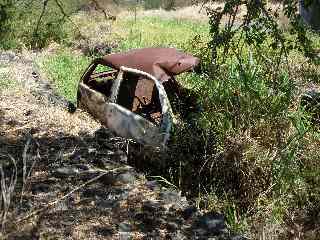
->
<box><xmin>98</xmin><ymin>47</ymin><xmax>200</xmax><ymax>83</ymax></box>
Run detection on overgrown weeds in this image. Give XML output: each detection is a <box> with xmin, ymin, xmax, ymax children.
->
<box><xmin>39</xmin><ymin>51</ymin><xmax>90</xmax><ymax>102</ymax></box>
<box><xmin>37</xmin><ymin>7</ymin><xmax>320</xmax><ymax>238</ymax></box>
<box><xmin>0</xmin><ymin>0</ymin><xmax>87</xmax><ymax>49</ymax></box>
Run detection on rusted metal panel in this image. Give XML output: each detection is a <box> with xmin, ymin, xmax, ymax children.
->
<box><xmin>78</xmin><ymin>66</ymin><xmax>173</xmax><ymax>148</ymax></box>
<box><xmin>99</xmin><ymin>47</ymin><xmax>200</xmax><ymax>83</ymax></box>
<box><xmin>77</xmin><ymin>48</ymin><xmax>200</xmax><ymax>147</ymax></box>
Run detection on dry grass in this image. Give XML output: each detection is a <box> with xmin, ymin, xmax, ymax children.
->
<box><xmin>0</xmin><ymin>88</ymin><xmax>100</xmax><ymax>140</ymax></box>
<box><xmin>118</xmin><ymin>5</ymin><xmax>209</xmax><ymax>22</ymax></box>
<box><xmin>116</xmin><ymin>2</ymin><xmax>289</xmax><ymax>27</ymax></box>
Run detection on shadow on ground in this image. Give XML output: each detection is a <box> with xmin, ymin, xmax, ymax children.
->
<box><xmin>0</xmin><ymin>126</ymin><xmax>242</xmax><ymax>240</ymax></box>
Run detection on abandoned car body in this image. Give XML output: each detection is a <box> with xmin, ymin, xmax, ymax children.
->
<box><xmin>77</xmin><ymin>47</ymin><xmax>200</xmax><ymax>148</ymax></box>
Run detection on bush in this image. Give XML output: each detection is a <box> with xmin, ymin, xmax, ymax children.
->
<box><xmin>144</xmin><ymin>0</ymin><xmax>161</xmax><ymax>10</ymax></box>
<box><xmin>0</xmin><ymin>0</ymin><xmax>86</xmax><ymax>49</ymax></box>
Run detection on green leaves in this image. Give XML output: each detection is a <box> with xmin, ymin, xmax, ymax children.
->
<box><xmin>207</xmin><ymin>0</ymin><xmax>318</xmax><ymax>68</ymax></box>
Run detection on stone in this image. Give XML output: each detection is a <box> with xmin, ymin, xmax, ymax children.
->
<box><xmin>166</xmin><ymin>222</ymin><xmax>179</xmax><ymax>232</ymax></box>
<box><xmin>145</xmin><ymin>180</ymin><xmax>160</xmax><ymax>191</ymax></box>
<box><xmin>96</xmin><ymin>199</ymin><xmax>116</xmax><ymax>209</ymax></box>
<box><xmin>119</xmin><ymin>222</ymin><xmax>132</xmax><ymax>232</ymax></box>
<box><xmin>94</xmin><ymin>226</ymin><xmax>115</xmax><ymax>237</ymax></box>
<box><xmin>107</xmin><ymin>187</ymin><xmax>130</xmax><ymax>201</ymax></box>
<box><xmin>159</xmin><ymin>189</ymin><xmax>188</xmax><ymax>210</ymax></box>
<box><xmin>159</xmin><ymin>189</ymin><xmax>181</xmax><ymax>204</ymax></box>
<box><xmin>52</xmin><ymin>167</ymin><xmax>79</xmax><ymax>178</ymax></box>
<box><xmin>31</xmin><ymin>183</ymin><xmax>50</xmax><ymax>194</ymax></box>
<box><xmin>142</xmin><ymin>201</ymin><xmax>164</xmax><ymax>212</ymax></box>
<box><xmin>182</xmin><ymin>206</ymin><xmax>198</xmax><ymax>220</ymax></box>
<box><xmin>197</xmin><ymin>212</ymin><xmax>226</xmax><ymax>235</ymax></box>
<box><xmin>116</xmin><ymin>172</ymin><xmax>136</xmax><ymax>184</ymax></box>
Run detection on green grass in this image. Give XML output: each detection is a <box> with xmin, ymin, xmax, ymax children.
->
<box><xmin>39</xmin><ymin>51</ymin><xmax>90</xmax><ymax>102</ymax></box>
<box><xmin>112</xmin><ymin>16</ymin><xmax>209</xmax><ymax>51</ymax></box>
<box><xmin>0</xmin><ymin>67</ymin><xmax>16</xmax><ymax>90</ymax></box>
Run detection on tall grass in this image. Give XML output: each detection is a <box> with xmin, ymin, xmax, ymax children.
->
<box><xmin>39</xmin><ymin>51</ymin><xmax>90</xmax><ymax>102</ymax></box>
<box><xmin>112</xmin><ymin>16</ymin><xmax>208</xmax><ymax>51</ymax></box>
<box><xmin>40</xmin><ymin>13</ymin><xmax>320</xmax><ymax>238</ymax></box>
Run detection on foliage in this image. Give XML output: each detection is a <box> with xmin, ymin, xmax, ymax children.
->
<box><xmin>0</xmin><ymin>0</ymin><xmax>15</xmax><ymax>49</ymax></box>
<box><xmin>39</xmin><ymin>6</ymin><xmax>320</xmax><ymax>237</ymax></box>
<box><xmin>0</xmin><ymin>72</ymin><xmax>15</xmax><ymax>90</ymax></box>
<box><xmin>180</xmin><ymin>0</ymin><xmax>320</xmax><ymax>236</ymax></box>
<box><xmin>203</xmin><ymin>0</ymin><xmax>319</xmax><ymax>70</ymax></box>
<box><xmin>143</xmin><ymin>0</ymin><xmax>176</xmax><ymax>10</ymax></box>
<box><xmin>0</xmin><ymin>0</ymin><xmax>86</xmax><ymax>49</ymax></box>
<box><xmin>143</xmin><ymin>0</ymin><xmax>162</xmax><ymax>9</ymax></box>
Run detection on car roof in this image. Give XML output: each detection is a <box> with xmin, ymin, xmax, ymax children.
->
<box><xmin>98</xmin><ymin>47</ymin><xmax>200</xmax><ymax>83</ymax></box>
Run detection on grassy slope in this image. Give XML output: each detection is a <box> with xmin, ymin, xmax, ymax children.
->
<box><xmin>39</xmin><ymin>10</ymin><xmax>320</xmax><ymax>239</ymax></box>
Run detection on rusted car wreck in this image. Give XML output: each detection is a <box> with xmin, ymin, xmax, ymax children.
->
<box><xmin>77</xmin><ymin>47</ymin><xmax>200</xmax><ymax>148</ymax></box>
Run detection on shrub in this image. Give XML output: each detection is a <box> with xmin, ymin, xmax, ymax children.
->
<box><xmin>0</xmin><ymin>0</ymin><xmax>86</xmax><ymax>49</ymax></box>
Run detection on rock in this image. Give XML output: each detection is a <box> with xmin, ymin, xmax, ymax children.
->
<box><xmin>159</xmin><ymin>189</ymin><xmax>181</xmax><ymax>204</ymax></box>
<box><xmin>182</xmin><ymin>206</ymin><xmax>198</xmax><ymax>220</ymax></box>
<box><xmin>107</xmin><ymin>187</ymin><xmax>130</xmax><ymax>201</ymax></box>
<box><xmin>145</xmin><ymin>180</ymin><xmax>160</xmax><ymax>191</ymax></box>
<box><xmin>52</xmin><ymin>167</ymin><xmax>79</xmax><ymax>178</ymax></box>
<box><xmin>142</xmin><ymin>201</ymin><xmax>165</xmax><ymax>212</ymax></box>
<box><xmin>54</xmin><ymin>200</ymin><xmax>68</xmax><ymax>211</ymax></box>
<box><xmin>116</xmin><ymin>172</ymin><xmax>136</xmax><ymax>185</ymax></box>
<box><xmin>31</xmin><ymin>183</ymin><xmax>50</xmax><ymax>194</ymax></box>
<box><xmin>166</xmin><ymin>222</ymin><xmax>179</xmax><ymax>232</ymax></box>
<box><xmin>96</xmin><ymin>199</ymin><xmax>116</xmax><ymax>209</ymax></box>
<box><xmin>119</xmin><ymin>222</ymin><xmax>132</xmax><ymax>232</ymax></box>
<box><xmin>94</xmin><ymin>226</ymin><xmax>115</xmax><ymax>237</ymax></box>
<box><xmin>197</xmin><ymin>212</ymin><xmax>226</xmax><ymax>235</ymax></box>
<box><xmin>159</xmin><ymin>189</ymin><xmax>188</xmax><ymax>210</ymax></box>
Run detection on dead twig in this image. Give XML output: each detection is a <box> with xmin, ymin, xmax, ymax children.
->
<box><xmin>20</xmin><ymin>136</ymin><xmax>31</xmax><ymax>203</ymax></box>
<box><xmin>20</xmin><ymin>135</ymin><xmax>40</xmax><ymax>204</ymax></box>
<box><xmin>1</xmin><ymin>155</ymin><xmax>18</xmax><ymax>232</ymax></box>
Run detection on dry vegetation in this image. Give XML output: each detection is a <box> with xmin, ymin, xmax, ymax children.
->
<box><xmin>1</xmin><ymin>1</ymin><xmax>320</xmax><ymax>239</ymax></box>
